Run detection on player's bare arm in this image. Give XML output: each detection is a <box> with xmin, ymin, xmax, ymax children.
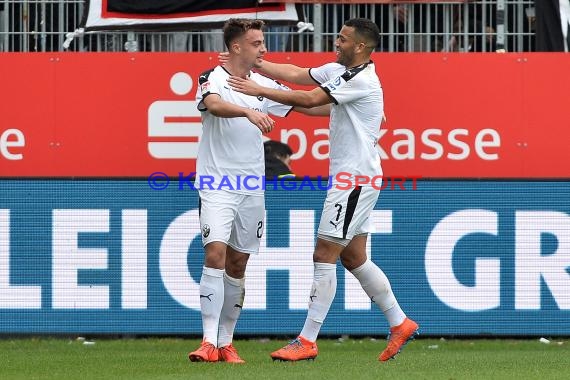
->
<box><xmin>203</xmin><ymin>93</ymin><xmax>275</xmax><ymax>133</ymax></box>
<box><xmin>218</xmin><ymin>52</ymin><xmax>314</xmax><ymax>86</ymax></box>
<box><xmin>294</xmin><ymin>104</ymin><xmax>331</xmax><ymax>117</ymax></box>
<box><xmin>255</xmin><ymin>60</ymin><xmax>314</xmax><ymax>86</ymax></box>
<box><xmin>228</xmin><ymin>76</ymin><xmax>330</xmax><ymax>108</ymax></box>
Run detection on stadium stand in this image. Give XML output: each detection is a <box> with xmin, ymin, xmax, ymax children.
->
<box><xmin>0</xmin><ymin>1</ymin><xmax>536</xmax><ymax>53</ymax></box>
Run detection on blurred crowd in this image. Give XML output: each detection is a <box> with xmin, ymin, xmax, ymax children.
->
<box><xmin>1</xmin><ymin>1</ymin><xmax>564</xmax><ymax>53</ymax></box>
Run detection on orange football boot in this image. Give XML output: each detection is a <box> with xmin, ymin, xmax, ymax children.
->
<box><xmin>379</xmin><ymin>318</ymin><xmax>419</xmax><ymax>361</ymax></box>
<box><xmin>188</xmin><ymin>341</ymin><xmax>219</xmax><ymax>362</ymax></box>
<box><xmin>270</xmin><ymin>336</ymin><xmax>318</xmax><ymax>361</ymax></box>
<box><xmin>219</xmin><ymin>344</ymin><xmax>245</xmax><ymax>364</ymax></box>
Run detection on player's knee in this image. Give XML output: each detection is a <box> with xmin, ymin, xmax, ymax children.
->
<box><xmin>225</xmin><ymin>251</ymin><xmax>249</xmax><ymax>277</ymax></box>
<box><xmin>313</xmin><ymin>238</ymin><xmax>342</xmax><ymax>263</ymax></box>
<box><xmin>204</xmin><ymin>254</ymin><xmax>225</xmax><ymax>269</ymax></box>
<box><xmin>203</xmin><ymin>242</ymin><xmax>227</xmax><ymax>268</ymax></box>
<box><xmin>340</xmin><ymin>255</ymin><xmax>364</xmax><ymax>271</ymax></box>
<box><xmin>225</xmin><ymin>262</ymin><xmax>247</xmax><ymax>278</ymax></box>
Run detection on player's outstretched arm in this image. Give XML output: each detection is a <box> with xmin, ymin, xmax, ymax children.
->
<box><xmin>218</xmin><ymin>52</ymin><xmax>314</xmax><ymax>86</ymax></box>
<box><xmin>256</xmin><ymin>60</ymin><xmax>314</xmax><ymax>86</ymax></box>
<box><xmin>228</xmin><ymin>76</ymin><xmax>330</xmax><ymax>109</ymax></box>
<box><xmin>294</xmin><ymin>104</ymin><xmax>331</xmax><ymax>117</ymax></box>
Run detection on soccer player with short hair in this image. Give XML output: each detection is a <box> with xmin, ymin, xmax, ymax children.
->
<box><xmin>189</xmin><ymin>18</ymin><xmax>328</xmax><ymax>364</ymax></box>
<box><xmin>228</xmin><ymin>18</ymin><xmax>419</xmax><ymax>362</ymax></box>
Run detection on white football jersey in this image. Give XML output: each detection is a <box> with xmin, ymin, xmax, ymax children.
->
<box><xmin>196</xmin><ymin>66</ymin><xmax>293</xmax><ymax>195</ymax></box>
<box><xmin>309</xmin><ymin>62</ymin><xmax>384</xmax><ymax>183</ymax></box>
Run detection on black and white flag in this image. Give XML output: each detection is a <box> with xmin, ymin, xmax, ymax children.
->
<box><xmin>80</xmin><ymin>0</ymin><xmax>301</xmax><ymax>31</ymax></box>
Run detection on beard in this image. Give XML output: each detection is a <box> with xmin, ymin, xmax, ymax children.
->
<box><xmin>336</xmin><ymin>50</ymin><xmax>353</xmax><ymax>67</ymax></box>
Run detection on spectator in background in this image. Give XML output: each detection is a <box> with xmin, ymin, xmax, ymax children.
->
<box><xmin>202</xmin><ymin>29</ymin><xmax>225</xmax><ymax>51</ymax></box>
<box><xmin>534</xmin><ymin>0</ymin><xmax>570</xmax><ymax>52</ymax></box>
<box><xmin>449</xmin><ymin>3</ymin><xmax>497</xmax><ymax>52</ymax></box>
<box><xmin>326</xmin><ymin>3</ymin><xmax>443</xmax><ymax>52</ymax></box>
<box><xmin>0</xmin><ymin>3</ymin><xmax>4</xmax><ymax>51</ymax></box>
<box><xmin>374</xmin><ymin>4</ymin><xmax>406</xmax><ymax>52</ymax></box>
<box><xmin>265</xmin><ymin>24</ymin><xmax>291</xmax><ymax>52</ymax></box>
<box><xmin>170</xmin><ymin>29</ymin><xmax>224</xmax><ymax>52</ymax></box>
<box><xmin>264</xmin><ymin>140</ymin><xmax>294</xmax><ymax>179</ymax></box>
<box><xmin>392</xmin><ymin>3</ymin><xmax>445</xmax><ymax>52</ymax></box>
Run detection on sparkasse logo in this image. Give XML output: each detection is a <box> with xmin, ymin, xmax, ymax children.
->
<box><xmin>148</xmin><ymin>72</ymin><xmax>202</xmax><ymax>159</ymax></box>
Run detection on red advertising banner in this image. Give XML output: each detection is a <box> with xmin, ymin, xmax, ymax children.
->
<box><xmin>0</xmin><ymin>53</ymin><xmax>569</xmax><ymax>178</ymax></box>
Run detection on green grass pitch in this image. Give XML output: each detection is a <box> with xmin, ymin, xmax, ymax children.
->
<box><xmin>1</xmin><ymin>337</ymin><xmax>568</xmax><ymax>380</ymax></box>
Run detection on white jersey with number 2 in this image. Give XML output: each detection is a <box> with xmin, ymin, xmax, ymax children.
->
<box><xmin>196</xmin><ymin>66</ymin><xmax>293</xmax><ymax>195</ymax></box>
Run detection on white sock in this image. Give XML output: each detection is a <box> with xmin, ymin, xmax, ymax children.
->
<box><xmin>300</xmin><ymin>262</ymin><xmax>337</xmax><ymax>342</ymax></box>
<box><xmin>383</xmin><ymin>303</ymin><xmax>407</xmax><ymax>328</ymax></box>
<box><xmin>350</xmin><ymin>260</ymin><xmax>406</xmax><ymax>327</ymax></box>
<box><xmin>199</xmin><ymin>266</ymin><xmax>225</xmax><ymax>346</ymax></box>
<box><xmin>217</xmin><ymin>273</ymin><xmax>245</xmax><ymax>347</ymax></box>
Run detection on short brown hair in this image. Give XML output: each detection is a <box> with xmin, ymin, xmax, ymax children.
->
<box><xmin>223</xmin><ymin>18</ymin><xmax>265</xmax><ymax>49</ymax></box>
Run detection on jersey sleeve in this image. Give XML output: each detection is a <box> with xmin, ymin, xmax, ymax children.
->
<box><xmin>258</xmin><ymin>75</ymin><xmax>294</xmax><ymax>117</ymax></box>
<box><xmin>320</xmin><ymin>68</ymin><xmax>367</xmax><ymax>105</ymax></box>
<box><xmin>308</xmin><ymin>62</ymin><xmax>342</xmax><ymax>84</ymax></box>
<box><xmin>196</xmin><ymin>67</ymin><xmax>221</xmax><ymax>111</ymax></box>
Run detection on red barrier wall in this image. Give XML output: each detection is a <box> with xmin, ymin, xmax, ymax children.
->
<box><xmin>1</xmin><ymin>53</ymin><xmax>568</xmax><ymax>178</ymax></box>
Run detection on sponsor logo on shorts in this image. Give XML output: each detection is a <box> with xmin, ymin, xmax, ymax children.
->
<box><xmin>202</xmin><ymin>224</ymin><xmax>210</xmax><ymax>238</ymax></box>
